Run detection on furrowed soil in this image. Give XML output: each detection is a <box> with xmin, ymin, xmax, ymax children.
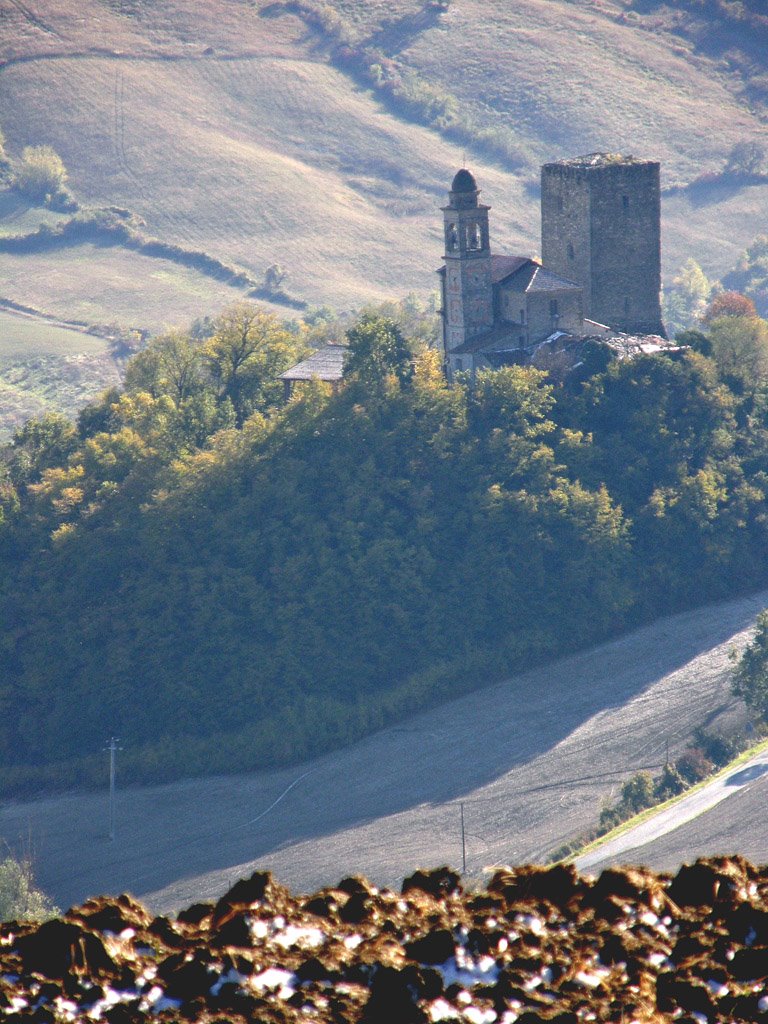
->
<box><xmin>1</xmin><ymin>588</ymin><xmax>765</xmax><ymax>914</ymax></box>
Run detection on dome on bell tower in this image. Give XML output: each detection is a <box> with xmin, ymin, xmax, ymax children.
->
<box><xmin>451</xmin><ymin>168</ymin><xmax>478</xmax><ymax>193</ymax></box>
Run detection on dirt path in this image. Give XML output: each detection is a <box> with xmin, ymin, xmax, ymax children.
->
<box><xmin>1</xmin><ymin>589</ymin><xmax>766</xmax><ymax>914</ymax></box>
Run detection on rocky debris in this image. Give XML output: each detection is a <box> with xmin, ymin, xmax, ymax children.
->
<box><xmin>3</xmin><ymin>857</ymin><xmax>768</xmax><ymax>1021</ymax></box>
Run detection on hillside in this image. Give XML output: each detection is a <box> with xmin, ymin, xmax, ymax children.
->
<box><xmin>0</xmin><ymin>587</ymin><xmax>763</xmax><ymax>915</ymax></box>
<box><xmin>0</xmin><ymin>0</ymin><xmax>766</xmax><ymax>333</ymax></box>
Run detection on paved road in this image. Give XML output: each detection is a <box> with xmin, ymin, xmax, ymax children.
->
<box><xmin>575</xmin><ymin>749</ymin><xmax>768</xmax><ymax>873</ymax></box>
<box><xmin>1</xmin><ymin>589</ymin><xmax>766</xmax><ymax>914</ymax></box>
<box><xmin>580</xmin><ymin>752</ymin><xmax>768</xmax><ymax>876</ymax></box>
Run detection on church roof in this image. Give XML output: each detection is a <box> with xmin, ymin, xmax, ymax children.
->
<box><xmin>450</xmin><ymin>322</ymin><xmax>524</xmax><ymax>355</ymax></box>
<box><xmin>491</xmin><ymin>254</ymin><xmax>532</xmax><ymax>283</ymax></box>
<box><xmin>499</xmin><ymin>261</ymin><xmax>581</xmax><ymax>293</ymax></box>
<box><xmin>436</xmin><ymin>255</ymin><xmax>532</xmax><ymax>280</ymax></box>
<box><xmin>280</xmin><ymin>344</ymin><xmax>346</xmax><ymax>382</ymax></box>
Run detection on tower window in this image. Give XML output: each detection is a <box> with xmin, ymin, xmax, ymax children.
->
<box><xmin>567</xmin><ymin>242</ymin><xmax>575</xmax><ymax>260</ymax></box>
<box><xmin>447</xmin><ymin>223</ymin><xmax>459</xmax><ymax>250</ymax></box>
<box><xmin>468</xmin><ymin>222</ymin><xmax>482</xmax><ymax>250</ymax></box>
<box><xmin>622</xmin><ymin>195</ymin><xmax>629</xmax><ymax>210</ymax></box>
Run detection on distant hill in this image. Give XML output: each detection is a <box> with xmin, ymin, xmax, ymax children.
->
<box><xmin>0</xmin><ymin>0</ymin><xmax>766</xmax><ymax>333</ymax></box>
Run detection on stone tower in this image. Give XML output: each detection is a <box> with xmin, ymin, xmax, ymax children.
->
<box><xmin>441</xmin><ymin>169</ymin><xmax>494</xmax><ymax>355</ymax></box>
<box><xmin>541</xmin><ymin>154</ymin><xmax>664</xmax><ymax>336</ymax></box>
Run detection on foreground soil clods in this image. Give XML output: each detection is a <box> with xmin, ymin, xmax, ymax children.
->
<box><xmin>3</xmin><ymin>858</ymin><xmax>768</xmax><ymax>1021</ymax></box>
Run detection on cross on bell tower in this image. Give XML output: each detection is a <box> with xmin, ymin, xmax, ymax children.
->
<box><xmin>441</xmin><ymin>169</ymin><xmax>494</xmax><ymax>361</ymax></box>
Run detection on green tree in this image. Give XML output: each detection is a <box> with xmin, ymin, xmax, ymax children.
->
<box><xmin>344</xmin><ymin>314</ymin><xmax>415</xmax><ymax>389</ymax></box>
<box><xmin>707</xmin><ymin>314</ymin><xmax>768</xmax><ymax>386</ymax></box>
<box><xmin>124</xmin><ymin>330</ymin><xmax>204</xmax><ymax>404</ymax></box>
<box><xmin>9</xmin><ymin>413</ymin><xmax>78</xmax><ymax>489</ymax></box>
<box><xmin>12</xmin><ymin>145</ymin><xmax>68</xmax><ymax>203</ymax></box>
<box><xmin>663</xmin><ymin>259</ymin><xmax>713</xmax><ymax>336</ymax></box>
<box><xmin>204</xmin><ymin>303</ymin><xmax>304</xmax><ymax>425</ymax></box>
<box><xmin>0</xmin><ymin>856</ymin><xmax>58</xmax><ymax>922</ymax></box>
<box><xmin>732</xmin><ymin>609</ymin><xmax>768</xmax><ymax>720</ymax></box>
<box><xmin>723</xmin><ymin>236</ymin><xmax>768</xmax><ymax>317</ymax></box>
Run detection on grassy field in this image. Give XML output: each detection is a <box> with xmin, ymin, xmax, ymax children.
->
<box><xmin>0</xmin><ymin>243</ymin><xmax>268</xmax><ymax>333</ymax></box>
<box><xmin>0</xmin><ymin>0</ymin><xmax>765</xmax><ymax>336</ymax></box>
<box><xmin>0</xmin><ymin>309</ymin><xmax>119</xmax><ymax>436</ymax></box>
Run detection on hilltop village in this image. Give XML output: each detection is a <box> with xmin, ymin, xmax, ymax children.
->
<box><xmin>282</xmin><ymin>152</ymin><xmax>680</xmax><ymax>389</ymax></box>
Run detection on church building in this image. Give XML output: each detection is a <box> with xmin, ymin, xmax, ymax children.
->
<box><xmin>439</xmin><ymin>154</ymin><xmax>665</xmax><ymax>378</ymax></box>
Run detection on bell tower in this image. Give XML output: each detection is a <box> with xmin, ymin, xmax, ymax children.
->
<box><xmin>441</xmin><ymin>169</ymin><xmax>494</xmax><ymax>360</ymax></box>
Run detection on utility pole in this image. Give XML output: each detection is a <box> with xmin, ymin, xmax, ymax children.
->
<box><xmin>460</xmin><ymin>802</ymin><xmax>466</xmax><ymax>874</ymax></box>
<box><xmin>106</xmin><ymin>737</ymin><xmax>121</xmax><ymax>841</ymax></box>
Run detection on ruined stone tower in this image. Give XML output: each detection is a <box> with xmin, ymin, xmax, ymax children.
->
<box><xmin>541</xmin><ymin>154</ymin><xmax>664</xmax><ymax>336</ymax></box>
<box><xmin>441</xmin><ymin>169</ymin><xmax>494</xmax><ymax>354</ymax></box>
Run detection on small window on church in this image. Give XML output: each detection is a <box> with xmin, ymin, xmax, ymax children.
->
<box><xmin>504</xmin><ymin>295</ymin><xmax>509</xmax><ymax>308</ymax></box>
<box><xmin>455</xmin><ymin>358</ymin><xmax>464</xmax><ymax>372</ymax></box>
<box><xmin>624</xmin><ymin>296</ymin><xmax>631</xmax><ymax>316</ymax></box>
<box><xmin>557</xmin><ymin>196</ymin><xmax>564</xmax><ymax>213</ymax></box>
<box><xmin>520</xmin><ymin>308</ymin><xmax>525</xmax><ymax>323</ymax></box>
<box><xmin>567</xmin><ymin>243</ymin><xmax>574</xmax><ymax>260</ymax></box>
<box><xmin>519</xmin><ymin>335</ymin><xmax>525</xmax><ymax>346</ymax></box>
<box><xmin>549</xmin><ymin>299</ymin><xmax>559</xmax><ymax>317</ymax></box>
<box><xmin>622</xmin><ymin>195</ymin><xmax>629</xmax><ymax>211</ymax></box>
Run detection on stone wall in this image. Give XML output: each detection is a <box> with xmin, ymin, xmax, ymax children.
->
<box><xmin>541</xmin><ymin>156</ymin><xmax>664</xmax><ymax>336</ymax></box>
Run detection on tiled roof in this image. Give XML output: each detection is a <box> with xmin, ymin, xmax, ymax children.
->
<box><xmin>526</xmin><ymin>265</ymin><xmax>581</xmax><ymax>292</ymax></box>
<box><xmin>490</xmin><ymin>254</ymin><xmax>532</xmax><ymax>283</ymax></box>
<box><xmin>450</xmin><ymin>322</ymin><xmax>524</xmax><ymax>355</ymax></box>
<box><xmin>499</xmin><ymin>262</ymin><xmax>580</xmax><ymax>293</ymax></box>
<box><xmin>280</xmin><ymin>345</ymin><xmax>346</xmax><ymax>382</ymax></box>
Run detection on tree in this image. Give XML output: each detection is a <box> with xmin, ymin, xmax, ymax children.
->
<box><xmin>12</xmin><ymin>145</ymin><xmax>68</xmax><ymax>203</ymax></box>
<box><xmin>732</xmin><ymin>610</ymin><xmax>768</xmax><ymax>721</ymax></box>
<box><xmin>663</xmin><ymin>259</ymin><xmax>713</xmax><ymax>336</ymax></box>
<box><xmin>263</xmin><ymin>264</ymin><xmax>287</xmax><ymax>293</ymax></box>
<box><xmin>703</xmin><ymin>291</ymin><xmax>758</xmax><ymax>324</ymax></box>
<box><xmin>343</xmin><ymin>314</ymin><xmax>415</xmax><ymax>389</ymax></box>
<box><xmin>707</xmin><ymin>314</ymin><xmax>768</xmax><ymax>386</ymax></box>
<box><xmin>204</xmin><ymin>303</ymin><xmax>304</xmax><ymax>425</ymax></box>
<box><xmin>9</xmin><ymin>413</ymin><xmax>78</xmax><ymax>488</ymax></box>
<box><xmin>722</xmin><ymin>236</ymin><xmax>768</xmax><ymax>318</ymax></box>
<box><xmin>725</xmin><ymin>140</ymin><xmax>767</xmax><ymax>176</ymax></box>
<box><xmin>124</xmin><ymin>330</ymin><xmax>204</xmax><ymax>405</ymax></box>
<box><xmin>0</xmin><ymin>856</ymin><xmax>58</xmax><ymax>922</ymax></box>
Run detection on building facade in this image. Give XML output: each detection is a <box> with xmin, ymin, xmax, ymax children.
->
<box><xmin>439</xmin><ymin>169</ymin><xmax>585</xmax><ymax>377</ymax></box>
<box><xmin>541</xmin><ymin>153</ymin><xmax>665</xmax><ymax>336</ymax></box>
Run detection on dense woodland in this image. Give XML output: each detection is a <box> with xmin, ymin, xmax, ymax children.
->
<box><xmin>1</xmin><ymin>299</ymin><xmax>768</xmax><ymax>796</ymax></box>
